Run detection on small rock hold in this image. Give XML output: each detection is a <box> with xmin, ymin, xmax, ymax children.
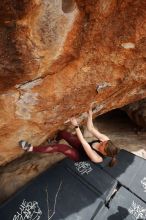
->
<box><xmin>121</xmin><ymin>42</ymin><xmax>135</xmax><ymax>49</ymax></box>
<box><xmin>96</xmin><ymin>82</ymin><xmax>111</xmax><ymax>93</ymax></box>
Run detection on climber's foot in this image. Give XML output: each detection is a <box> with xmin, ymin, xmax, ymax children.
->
<box><xmin>19</xmin><ymin>140</ymin><xmax>32</xmax><ymax>151</ymax></box>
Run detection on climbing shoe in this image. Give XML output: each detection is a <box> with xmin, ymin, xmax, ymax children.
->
<box><xmin>19</xmin><ymin>140</ymin><xmax>32</xmax><ymax>151</ymax></box>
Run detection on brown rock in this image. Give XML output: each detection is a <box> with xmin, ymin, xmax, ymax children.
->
<box><xmin>123</xmin><ymin>98</ymin><xmax>146</xmax><ymax>128</ymax></box>
<box><xmin>0</xmin><ymin>0</ymin><xmax>146</xmax><ymax>165</ymax></box>
<box><xmin>0</xmin><ymin>152</ymin><xmax>65</xmax><ymax>204</ymax></box>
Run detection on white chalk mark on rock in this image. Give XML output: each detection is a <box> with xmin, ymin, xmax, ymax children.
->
<box><xmin>96</xmin><ymin>82</ymin><xmax>111</xmax><ymax>93</ymax></box>
<box><xmin>121</xmin><ymin>42</ymin><xmax>135</xmax><ymax>49</ymax></box>
<box><xmin>16</xmin><ymin>92</ymin><xmax>39</xmax><ymax>120</ymax></box>
<box><xmin>15</xmin><ymin>79</ymin><xmax>43</xmax><ymax>90</ymax></box>
<box><xmin>15</xmin><ymin>78</ymin><xmax>43</xmax><ymax>119</ymax></box>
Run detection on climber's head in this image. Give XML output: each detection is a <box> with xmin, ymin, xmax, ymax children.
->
<box><xmin>98</xmin><ymin>140</ymin><xmax>119</xmax><ymax>167</ymax></box>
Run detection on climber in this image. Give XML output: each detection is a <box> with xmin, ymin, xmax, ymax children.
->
<box><xmin>19</xmin><ymin>105</ymin><xmax>119</xmax><ymax>167</ymax></box>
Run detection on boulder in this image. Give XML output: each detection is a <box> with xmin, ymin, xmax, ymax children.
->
<box><xmin>123</xmin><ymin>98</ymin><xmax>146</xmax><ymax>128</ymax></box>
<box><xmin>0</xmin><ymin>0</ymin><xmax>146</xmax><ymax>165</ymax></box>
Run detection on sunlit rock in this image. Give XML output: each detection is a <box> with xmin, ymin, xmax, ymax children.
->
<box><xmin>0</xmin><ymin>0</ymin><xmax>146</xmax><ymax>165</ymax></box>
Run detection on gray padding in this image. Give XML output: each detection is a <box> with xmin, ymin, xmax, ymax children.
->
<box><xmin>63</xmin><ymin>158</ymin><xmax>117</xmax><ymax>201</ymax></box>
<box><xmin>103</xmin><ymin>150</ymin><xmax>146</xmax><ymax>202</ymax></box>
<box><xmin>93</xmin><ymin>205</ymin><xmax>109</xmax><ymax>220</ymax></box>
<box><xmin>0</xmin><ymin>164</ymin><xmax>104</xmax><ymax>220</ymax></box>
<box><xmin>103</xmin><ymin>187</ymin><xmax>146</xmax><ymax>220</ymax></box>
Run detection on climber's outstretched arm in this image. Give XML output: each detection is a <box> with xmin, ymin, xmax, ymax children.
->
<box><xmin>70</xmin><ymin>118</ymin><xmax>103</xmax><ymax>163</ymax></box>
<box><xmin>87</xmin><ymin>106</ymin><xmax>110</xmax><ymax>142</ymax></box>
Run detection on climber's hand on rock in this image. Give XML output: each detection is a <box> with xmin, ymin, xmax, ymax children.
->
<box><xmin>70</xmin><ymin>117</ymin><xmax>78</xmax><ymax>126</ymax></box>
<box><xmin>90</xmin><ymin>102</ymin><xmax>97</xmax><ymax>112</ymax></box>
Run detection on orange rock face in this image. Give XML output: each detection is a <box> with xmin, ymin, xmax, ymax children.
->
<box><xmin>0</xmin><ymin>0</ymin><xmax>146</xmax><ymax>165</ymax></box>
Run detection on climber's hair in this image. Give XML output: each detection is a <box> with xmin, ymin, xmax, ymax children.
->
<box><xmin>105</xmin><ymin>140</ymin><xmax>120</xmax><ymax>167</ymax></box>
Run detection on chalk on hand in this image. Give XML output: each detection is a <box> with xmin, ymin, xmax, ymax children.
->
<box><xmin>64</xmin><ymin>119</ymin><xmax>70</xmax><ymax>124</ymax></box>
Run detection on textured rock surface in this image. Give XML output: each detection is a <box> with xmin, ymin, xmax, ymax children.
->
<box><xmin>0</xmin><ymin>152</ymin><xmax>65</xmax><ymax>204</ymax></box>
<box><xmin>123</xmin><ymin>98</ymin><xmax>146</xmax><ymax>128</ymax></box>
<box><xmin>0</xmin><ymin>0</ymin><xmax>146</xmax><ymax>165</ymax></box>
